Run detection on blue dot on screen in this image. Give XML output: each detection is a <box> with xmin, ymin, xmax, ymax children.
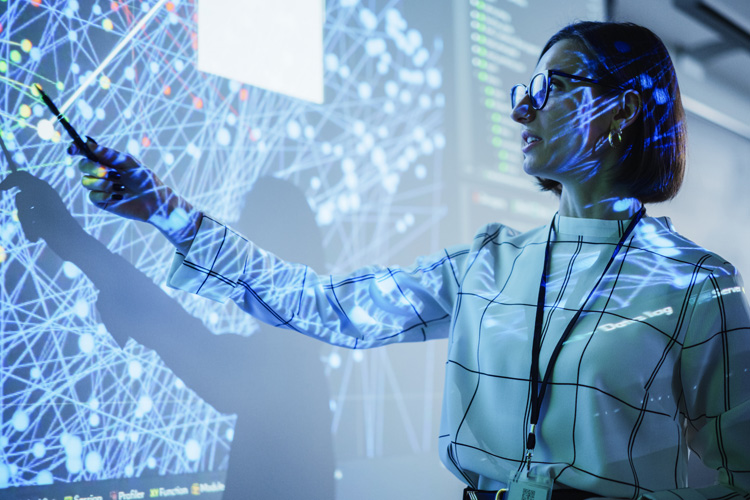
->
<box><xmin>12</xmin><ymin>409</ymin><xmax>29</xmax><ymax>432</ymax></box>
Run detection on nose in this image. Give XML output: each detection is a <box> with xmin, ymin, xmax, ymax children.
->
<box><xmin>510</xmin><ymin>92</ymin><xmax>535</xmax><ymax>124</ymax></box>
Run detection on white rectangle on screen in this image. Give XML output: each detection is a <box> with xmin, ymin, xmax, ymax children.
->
<box><xmin>197</xmin><ymin>0</ymin><xmax>325</xmax><ymax>104</ymax></box>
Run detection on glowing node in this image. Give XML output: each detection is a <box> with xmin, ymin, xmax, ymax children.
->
<box><xmin>125</xmin><ymin>465</ymin><xmax>134</xmax><ymax>476</ymax></box>
<box><xmin>110</xmin><ymin>1</ymin><xmax>119</xmax><ymax>11</ymax></box>
<box><xmin>30</xmin><ymin>366</ymin><xmax>41</xmax><ymax>379</ymax></box>
<box><xmin>56</xmin><ymin>81</ymin><xmax>64</xmax><ymax>91</ymax></box>
<box><xmin>36</xmin><ymin>119</ymin><xmax>55</xmax><ymax>140</ymax></box>
<box><xmin>73</xmin><ymin>299</ymin><xmax>89</xmax><ymax>319</ymax></box>
<box><xmin>128</xmin><ymin>360</ymin><xmax>143</xmax><ymax>379</ymax></box>
<box><xmin>192</xmin><ymin>96</ymin><xmax>203</xmax><ymax>109</ymax></box>
<box><xmin>35</xmin><ymin>471</ymin><xmax>53</xmax><ymax>485</ymax></box>
<box><xmin>216</xmin><ymin>128</ymin><xmax>230</xmax><ymax>146</ymax></box>
<box><xmin>334</xmin><ymin>469</ymin><xmax>343</xmax><ymax>480</ymax></box>
<box><xmin>166</xmin><ymin>1</ymin><xmax>175</xmax><ymax>11</ymax></box>
<box><xmin>352</xmin><ymin>350</ymin><xmax>364</xmax><ymax>362</ymax></box>
<box><xmin>0</xmin><ymin>246</ymin><xmax>6</xmax><ymax>264</ymax></box>
<box><xmin>328</xmin><ymin>352</ymin><xmax>342</xmax><ymax>369</ymax></box>
<box><xmin>78</xmin><ymin>333</ymin><xmax>95</xmax><ymax>354</ymax></box>
<box><xmin>163</xmin><ymin>85</ymin><xmax>171</xmax><ymax>96</ymax></box>
<box><xmin>102</xmin><ymin>18</ymin><xmax>114</xmax><ymax>31</ymax></box>
<box><xmin>30</xmin><ymin>0</ymin><xmax>42</xmax><ymax>6</ymax></box>
<box><xmin>12</xmin><ymin>409</ymin><xmax>29</xmax><ymax>431</ymax></box>
<box><xmin>137</xmin><ymin>396</ymin><xmax>153</xmax><ymax>414</ymax></box>
<box><xmin>225</xmin><ymin>429</ymin><xmax>234</xmax><ymax>441</ymax></box>
<box><xmin>142</xmin><ymin>135</ymin><xmax>151</xmax><ymax>147</ymax></box>
<box><xmin>147</xmin><ymin>457</ymin><xmax>157</xmax><ymax>469</ymax></box>
<box><xmin>0</xmin><ymin>464</ymin><xmax>10</xmax><ymax>488</ymax></box>
<box><xmin>89</xmin><ymin>414</ymin><xmax>100</xmax><ymax>426</ymax></box>
<box><xmin>10</xmin><ymin>50</ymin><xmax>21</xmax><ymax>64</ymax></box>
<box><xmin>185</xmin><ymin>439</ymin><xmax>201</xmax><ymax>461</ymax></box>
<box><xmin>99</xmin><ymin>75</ymin><xmax>111</xmax><ymax>90</ymax></box>
<box><xmin>51</xmin><ymin>130</ymin><xmax>61</xmax><ymax>143</ymax></box>
<box><xmin>21</xmin><ymin>39</ymin><xmax>33</xmax><ymax>53</ymax></box>
<box><xmin>286</xmin><ymin>120</ymin><xmax>301</xmax><ymax>139</ymax></box>
<box><xmin>32</xmin><ymin>442</ymin><xmax>46</xmax><ymax>458</ymax></box>
<box><xmin>85</xmin><ymin>452</ymin><xmax>102</xmax><ymax>473</ymax></box>
<box><xmin>0</xmin><ymin>61</ymin><xmax>6</xmax><ymax>73</ymax></box>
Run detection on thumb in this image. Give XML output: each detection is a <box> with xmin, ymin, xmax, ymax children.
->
<box><xmin>0</xmin><ymin>171</ymin><xmax>33</xmax><ymax>192</ymax></box>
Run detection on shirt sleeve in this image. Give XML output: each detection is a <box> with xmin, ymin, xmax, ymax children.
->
<box><xmin>645</xmin><ymin>262</ymin><xmax>750</xmax><ymax>500</ymax></box>
<box><xmin>166</xmin><ymin>215</ymin><xmax>472</xmax><ymax>348</ymax></box>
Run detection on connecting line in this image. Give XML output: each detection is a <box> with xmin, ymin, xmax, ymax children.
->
<box><xmin>59</xmin><ymin>0</ymin><xmax>170</xmax><ymax>114</ymax></box>
<box><xmin>0</xmin><ymin>130</ymin><xmax>19</xmax><ymax>174</ymax></box>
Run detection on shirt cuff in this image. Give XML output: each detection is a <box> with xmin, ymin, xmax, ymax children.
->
<box><xmin>166</xmin><ymin>215</ymin><xmax>247</xmax><ymax>302</ymax></box>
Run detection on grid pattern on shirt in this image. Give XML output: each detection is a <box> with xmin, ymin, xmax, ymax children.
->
<box><xmin>167</xmin><ymin>215</ymin><xmax>750</xmax><ymax>500</ymax></box>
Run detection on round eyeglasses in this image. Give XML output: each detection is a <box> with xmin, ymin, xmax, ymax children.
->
<box><xmin>510</xmin><ymin>70</ymin><xmax>627</xmax><ymax>110</ymax></box>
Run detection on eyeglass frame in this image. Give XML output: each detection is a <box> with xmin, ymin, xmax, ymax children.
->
<box><xmin>510</xmin><ymin>69</ymin><xmax>628</xmax><ymax>110</ymax></box>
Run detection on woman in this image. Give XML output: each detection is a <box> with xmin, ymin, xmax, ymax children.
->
<box><xmin>72</xmin><ymin>22</ymin><xmax>749</xmax><ymax>500</ymax></box>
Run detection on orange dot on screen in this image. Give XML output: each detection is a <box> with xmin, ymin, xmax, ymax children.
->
<box><xmin>111</xmin><ymin>1</ymin><xmax>118</xmax><ymax>11</ymax></box>
<box><xmin>0</xmin><ymin>23</ymin><xmax>3</xmax><ymax>34</ymax></box>
<box><xmin>30</xmin><ymin>0</ymin><xmax>42</xmax><ymax>7</ymax></box>
<box><xmin>142</xmin><ymin>136</ymin><xmax>151</xmax><ymax>147</ymax></box>
<box><xmin>164</xmin><ymin>85</ymin><xmax>171</xmax><ymax>96</ymax></box>
<box><xmin>166</xmin><ymin>2</ymin><xmax>175</xmax><ymax>12</ymax></box>
<box><xmin>193</xmin><ymin>96</ymin><xmax>203</xmax><ymax>109</ymax></box>
<box><xmin>239</xmin><ymin>88</ymin><xmax>249</xmax><ymax>101</ymax></box>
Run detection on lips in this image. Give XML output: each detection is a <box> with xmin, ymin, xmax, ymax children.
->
<box><xmin>521</xmin><ymin>130</ymin><xmax>542</xmax><ymax>153</ymax></box>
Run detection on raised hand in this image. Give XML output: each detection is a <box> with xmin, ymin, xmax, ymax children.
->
<box><xmin>70</xmin><ymin>139</ymin><xmax>202</xmax><ymax>254</ymax></box>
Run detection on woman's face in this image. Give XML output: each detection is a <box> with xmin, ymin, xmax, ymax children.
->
<box><xmin>511</xmin><ymin>39</ymin><xmax>620</xmax><ymax>185</ymax></box>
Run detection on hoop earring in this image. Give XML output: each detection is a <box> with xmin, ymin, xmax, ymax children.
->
<box><xmin>608</xmin><ymin>128</ymin><xmax>623</xmax><ymax>148</ymax></box>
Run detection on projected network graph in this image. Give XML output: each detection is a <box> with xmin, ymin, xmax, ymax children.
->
<box><xmin>0</xmin><ymin>0</ymin><xmax>445</xmax><ymax>489</ymax></box>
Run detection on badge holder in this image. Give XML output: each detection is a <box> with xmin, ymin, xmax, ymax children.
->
<box><xmin>505</xmin><ymin>469</ymin><xmax>552</xmax><ymax>500</ymax></box>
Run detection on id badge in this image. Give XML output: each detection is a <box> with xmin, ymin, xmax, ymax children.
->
<box><xmin>505</xmin><ymin>469</ymin><xmax>552</xmax><ymax>500</ymax></box>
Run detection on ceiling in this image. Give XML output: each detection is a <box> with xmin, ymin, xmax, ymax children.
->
<box><xmin>611</xmin><ymin>0</ymin><xmax>750</xmax><ymax>101</ymax></box>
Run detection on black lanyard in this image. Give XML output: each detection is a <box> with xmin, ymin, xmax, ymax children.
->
<box><xmin>524</xmin><ymin>208</ymin><xmax>645</xmax><ymax>467</ymax></box>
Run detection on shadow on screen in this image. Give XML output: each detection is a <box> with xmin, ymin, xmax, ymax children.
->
<box><xmin>1</xmin><ymin>171</ymin><xmax>335</xmax><ymax>499</ymax></box>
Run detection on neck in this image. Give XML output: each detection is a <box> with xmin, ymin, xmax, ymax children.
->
<box><xmin>558</xmin><ymin>185</ymin><xmax>642</xmax><ymax>220</ymax></box>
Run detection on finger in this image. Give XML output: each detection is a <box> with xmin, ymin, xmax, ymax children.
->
<box><xmin>77</xmin><ymin>159</ymin><xmax>106</xmax><ymax>177</ymax></box>
<box><xmin>88</xmin><ymin>189</ymin><xmax>124</xmax><ymax>206</ymax></box>
<box><xmin>0</xmin><ymin>174</ymin><xmax>19</xmax><ymax>191</ymax></box>
<box><xmin>0</xmin><ymin>171</ymin><xmax>34</xmax><ymax>191</ymax></box>
<box><xmin>68</xmin><ymin>140</ymin><xmax>139</xmax><ymax>171</ymax></box>
<box><xmin>76</xmin><ymin>159</ymin><xmax>122</xmax><ymax>181</ymax></box>
<box><xmin>88</xmin><ymin>142</ymin><xmax>140</xmax><ymax>170</ymax></box>
<box><xmin>81</xmin><ymin>176</ymin><xmax>127</xmax><ymax>193</ymax></box>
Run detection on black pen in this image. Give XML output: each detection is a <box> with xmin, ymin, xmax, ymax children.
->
<box><xmin>35</xmin><ymin>84</ymin><xmax>99</xmax><ymax>162</ymax></box>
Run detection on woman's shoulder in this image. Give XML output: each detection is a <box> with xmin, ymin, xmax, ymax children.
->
<box><xmin>638</xmin><ymin>215</ymin><xmax>740</xmax><ymax>279</ymax></box>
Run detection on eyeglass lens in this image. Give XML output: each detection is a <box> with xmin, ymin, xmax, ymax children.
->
<box><xmin>511</xmin><ymin>73</ymin><xmax>548</xmax><ymax>110</ymax></box>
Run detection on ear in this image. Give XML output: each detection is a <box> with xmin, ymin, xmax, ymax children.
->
<box><xmin>612</xmin><ymin>90</ymin><xmax>641</xmax><ymax>132</ymax></box>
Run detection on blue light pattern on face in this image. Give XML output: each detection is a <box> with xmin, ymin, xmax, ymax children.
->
<box><xmin>0</xmin><ymin>0</ymin><xmax>444</xmax><ymax>487</ymax></box>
